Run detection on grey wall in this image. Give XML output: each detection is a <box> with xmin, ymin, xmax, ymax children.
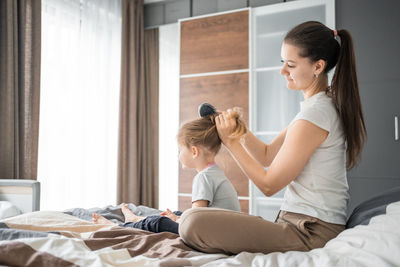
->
<box><xmin>145</xmin><ymin>0</ymin><xmax>400</xmax><ymax>215</ymax></box>
<box><xmin>144</xmin><ymin>0</ymin><xmax>285</xmax><ymax>28</ymax></box>
<box><xmin>336</xmin><ymin>0</ymin><xmax>400</xmax><ymax>214</ymax></box>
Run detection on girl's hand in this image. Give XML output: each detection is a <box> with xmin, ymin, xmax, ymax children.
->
<box><xmin>160</xmin><ymin>208</ymin><xmax>178</xmax><ymax>222</ymax></box>
<box><xmin>215</xmin><ymin>109</ymin><xmax>239</xmax><ymax>147</ymax></box>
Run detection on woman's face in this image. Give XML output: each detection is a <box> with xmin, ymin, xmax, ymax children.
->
<box><xmin>280</xmin><ymin>42</ymin><xmax>318</xmax><ymax>91</ymax></box>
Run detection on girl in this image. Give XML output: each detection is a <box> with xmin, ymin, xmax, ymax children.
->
<box><xmin>179</xmin><ymin>21</ymin><xmax>367</xmax><ymax>254</ymax></box>
<box><xmin>93</xmin><ymin>111</ymin><xmax>247</xmax><ymax>235</ymax></box>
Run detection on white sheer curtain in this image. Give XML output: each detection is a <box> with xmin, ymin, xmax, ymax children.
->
<box><xmin>39</xmin><ymin>0</ymin><xmax>121</xmax><ymax>210</ymax></box>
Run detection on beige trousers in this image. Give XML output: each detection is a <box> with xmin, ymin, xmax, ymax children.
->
<box><xmin>179</xmin><ymin>207</ymin><xmax>344</xmax><ymax>255</ymax></box>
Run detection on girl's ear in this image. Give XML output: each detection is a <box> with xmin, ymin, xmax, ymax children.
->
<box><xmin>314</xmin><ymin>59</ymin><xmax>326</xmax><ymax>76</ymax></box>
<box><xmin>191</xmin><ymin>145</ymin><xmax>199</xmax><ymax>158</ymax></box>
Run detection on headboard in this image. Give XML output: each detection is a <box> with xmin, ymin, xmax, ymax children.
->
<box><xmin>0</xmin><ymin>179</ymin><xmax>40</xmax><ymax>213</ymax></box>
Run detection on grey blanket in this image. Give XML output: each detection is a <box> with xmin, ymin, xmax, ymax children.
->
<box><xmin>63</xmin><ymin>203</ymin><xmax>163</xmax><ymax>224</ymax></box>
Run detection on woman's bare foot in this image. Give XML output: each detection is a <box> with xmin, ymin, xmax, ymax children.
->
<box><xmin>121</xmin><ymin>203</ymin><xmax>145</xmax><ymax>223</ymax></box>
<box><xmin>92</xmin><ymin>213</ymin><xmax>116</xmax><ymax>225</ymax></box>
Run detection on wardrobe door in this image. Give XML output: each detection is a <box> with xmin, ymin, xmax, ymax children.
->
<box><xmin>180</xmin><ymin>10</ymin><xmax>248</xmax><ymax>75</ymax></box>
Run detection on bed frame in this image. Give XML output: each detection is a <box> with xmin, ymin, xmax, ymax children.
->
<box><xmin>0</xmin><ymin>179</ymin><xmax>40</xmax><ymax>213</ymax></box>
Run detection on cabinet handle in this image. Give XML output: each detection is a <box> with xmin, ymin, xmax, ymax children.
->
<box><xmin>395</xmin><ymin>116</ymin><xmax>399</xmax><ymax>141</ymax></box>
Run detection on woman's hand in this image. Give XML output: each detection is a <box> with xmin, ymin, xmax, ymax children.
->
<box><xmin>215</xmin><ymin>109</ymin><xmax>239</xmax><ymax>147</ymax></box>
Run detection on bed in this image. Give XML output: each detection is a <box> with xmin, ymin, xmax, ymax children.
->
<box><xmin>0</xmin><ymin>179</ymin><xmax>40</xmax><ymax>219</ymax></box>
<box><xmin>0</xmin><ymin>181</ymin><xmax>399</xmax><ymax>267</ymax></box>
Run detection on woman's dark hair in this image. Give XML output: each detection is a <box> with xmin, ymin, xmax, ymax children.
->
<box><xmin>177</xmin><ymin>109</ymin><xmax>247</xmax><ymax>155</ymax></box>
<box><xmin>284</xmin><ymin>21</ymin><xmax>367</xmax><ymax>169</ymax></box>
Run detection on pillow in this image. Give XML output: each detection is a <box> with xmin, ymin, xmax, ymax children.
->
<box><xmin>346</xmin><ymin>186</ymin><xmax>400</xmax><ymax>228</ymax></box>
<box><xmin>0</xmin><ymin>201</ymin><xmax>22</xmax><ymax>219</ymax></box>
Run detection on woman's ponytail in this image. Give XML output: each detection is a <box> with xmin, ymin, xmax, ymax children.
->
<box><xmin>331</xmin><ymin>30</ymin><xmax>367</xmax><ymax>169</ymax></box>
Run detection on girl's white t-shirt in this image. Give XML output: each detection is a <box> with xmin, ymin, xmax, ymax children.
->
<box><xmin>192</xmin><ymin>164</ymin><xmax>241</xmax><ymax>212</ymax></box>
<box><xmin>280</xmin><ymin>91</ymin><xmax>349</xmax><ymax>225</ymax></box>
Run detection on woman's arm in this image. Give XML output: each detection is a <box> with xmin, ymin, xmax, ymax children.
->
<box><xmin>217</xmin><ymin>113</ymin><xmax>328</xmax><ymax>196</ymax></box>
<box><xmin>242</xmin><ymin>128</ymin><xmax>287</xmax><ymax>167</ymax></box>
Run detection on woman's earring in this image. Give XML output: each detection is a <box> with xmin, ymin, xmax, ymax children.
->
<box><xmin>315</xmin><ymin>73</ymin><xmax>319</xmax><ymax>78</ymax></box>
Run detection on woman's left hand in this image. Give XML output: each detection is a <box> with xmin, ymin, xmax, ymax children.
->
<box><xmin>215</xmin><ymin>109</ymin><xmax>239</xmax><ymax>147</ymax></box>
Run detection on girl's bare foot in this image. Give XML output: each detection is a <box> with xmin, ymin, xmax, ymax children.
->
<box><xmin>121</xmin><ymin>203</ymin><xmax>145</xmax><ymax>223</ymax></box>
<box><xmin>92</xmin><ymin>213</ymin><xmax>116</xmax><ymax>225</ymax></box>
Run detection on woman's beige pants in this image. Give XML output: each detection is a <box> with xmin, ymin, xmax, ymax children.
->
<box><xmin>179</xmin><ymin>207</ymin><xmax>344</xmax><ymax>255</ymax></box>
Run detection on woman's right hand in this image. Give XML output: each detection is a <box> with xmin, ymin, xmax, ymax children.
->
<box><xmin>215</xmin><ymin>109</ymin><xmax>239</xmax><ymax>147</ymax></box>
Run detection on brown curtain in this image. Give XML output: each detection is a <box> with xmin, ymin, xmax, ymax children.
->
<box><xmin>143</xmin><ymin>28</ymin><xmax>159</xmax><ymax>208</ymax></box>
<box><xmin>0</xmin><ymin>0</ymin><xmax>41</xmax><ymax>180</ymax></box>
<box><xmin>118</xmin><ymin>0</ymin><xmax>159</xmax><ymax>208</ymax></box>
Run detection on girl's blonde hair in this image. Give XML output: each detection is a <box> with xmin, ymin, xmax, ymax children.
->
<box><xmin>177</xmin><ymin>108</ymin><xmax>247</xmax><ymax>155</ymax></box>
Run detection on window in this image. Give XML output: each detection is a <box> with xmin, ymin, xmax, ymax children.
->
<box><xmin>39</xmin><ymin>0</ymin><xmax>122</xmax><ymax>210</ymax></box>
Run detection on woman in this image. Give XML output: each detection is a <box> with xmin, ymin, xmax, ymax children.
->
<box><xmin>178</xmin><ymin>21</ymin><xmax>367</xmax><ymax>255</ymax></box>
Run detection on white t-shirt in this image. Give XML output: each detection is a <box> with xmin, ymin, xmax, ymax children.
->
<box><xmin>280</xmin><ymin>91</ymin><xmax>349</xmax><ymax>225</ymax></box>
<box><xmin>192</xmin><ymin>164</ymin><xmax>241</xmax><ymax>212</ymax></box>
